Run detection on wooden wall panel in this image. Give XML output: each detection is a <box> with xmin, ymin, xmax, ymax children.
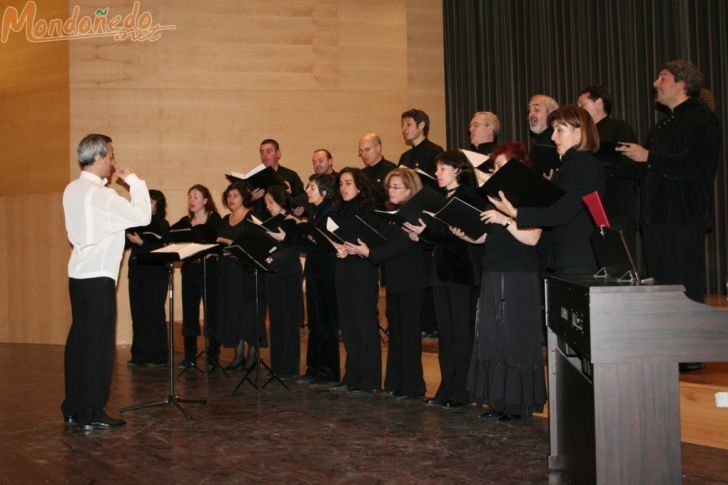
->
<box><xmin>0</xmin><ymin>0</ymin><xmax>70</xmax><ymax>196</ymax></box>
<box><xmin>406</xmin><ymin>0</ymin><xmax>447</xmax><ymax>148</ymax></box>
<box><xmin>1</xmin><ymin>0</ymin><xmax>444</xmax><ymax>345</ymax></box>
<box><xmin>0</xmin><ymin>192</ymin><xmax>71</xmax><ymax>343</ymax></box>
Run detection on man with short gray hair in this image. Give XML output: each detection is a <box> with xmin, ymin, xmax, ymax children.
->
<box><xmin>528</xmin><ymin>94</ymin><xmax>560</xmax><ymax>175</ymax></box>
<box><xmin>62</xmin><ymin>134</ymin><xmax>151</xmax><ymax>430</ymax></box>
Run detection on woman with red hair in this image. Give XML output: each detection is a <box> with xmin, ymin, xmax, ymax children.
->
<box><xmin>453</xmin><ymin>142</ymin><xmax>546</xmax><ymax>421</ymax></box>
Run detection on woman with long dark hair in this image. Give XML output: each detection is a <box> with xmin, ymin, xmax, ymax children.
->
<box><xmin>344</xmin><ymin>167</ymin><xmax>429</xmax><ymax>398</ymax></box>
<box><xmin>332</xmin><ymin>168</ymin><xmax>382</xmax><ymax>392</ymax></box>
<box><xmin>126</xmin><ymin>189</ymin><xmax>170</xmax><ymax>366</ymax></box>
<box><xmin>271</xmin><ymin>174</ymin><xmax>340</xmax><ymax>385</ymax></box>
<box><xmin>261</xmin><ymin>185</ymin><xmax>304</xmax><ymax>378</ymax></box>
<box><xmin>170</xmin><ymin>184</ymin><xmax>221</xmax><ymax>369</ymax></box>
<box><xmin>403</xmin><ymin>151</ymin><xmax>482</xmax><ymax>408</ymax></box>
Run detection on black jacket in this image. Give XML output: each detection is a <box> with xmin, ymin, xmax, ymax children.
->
<box><xmin>421</xmin><ymin>186</ymin><xmax>481</xmax><ymax>286</ymax></box>
<box><xmin>643</xmin><ymin>97</ymin><xmax>721</xmax><ymax>228</ymax></box>
<box><xmin>398</xmin><ymin>139</ymin><xmax>444</xmax><ymax>176</ymax></box>
<box><xmin>369</xmin><ymin>221</ymin><xmax>430</xmax><ymax>293</ymax></box>
<box><xmin>517</xmin><ymin>148</ymin><xmax>604</xmax><ymax>274</ymax></box>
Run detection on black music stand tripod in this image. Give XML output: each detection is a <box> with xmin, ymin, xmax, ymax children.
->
<box><xmin>226</xmin><ymin>244</ymin><xmax>289</xmax><ymax>395</ymax></box>
<box><xmin>119</xmin><ymin>252</ymin><xmax>207</xmax><ymax>420</ymax></box>
<box><xmin>177</xmin><ymin>253</ymin><xmax>229</xmax><ymax>378</ymax></box>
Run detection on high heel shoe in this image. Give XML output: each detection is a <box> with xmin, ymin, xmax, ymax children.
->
<box><xmin>244</xmin><ymin>346</ymin><xmax>258</xmax><ymax>370</ymax></box>
<box><xmin>224</xmin><ymin>341</ymin><xmax>245</xmax><ymax>371</ymax></box>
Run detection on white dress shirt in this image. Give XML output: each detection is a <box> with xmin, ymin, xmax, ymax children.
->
<box><xmin>63</xmin><ymin>171</ymin><xmax>151</xmax><ymax>282</ymax></box>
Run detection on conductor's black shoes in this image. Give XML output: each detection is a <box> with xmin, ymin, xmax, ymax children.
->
<box><xmin>80</xmin><ymin>412</ymin><xmax>126</xmax><ymax>430</ymax></box>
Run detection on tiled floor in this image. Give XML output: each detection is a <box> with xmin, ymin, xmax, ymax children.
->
<box><xmin>0</xmin><ymin>342</ymin><xmax>726</xmax><ymax>484</ymax></box>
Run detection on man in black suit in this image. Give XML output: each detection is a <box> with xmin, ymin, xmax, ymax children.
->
<box><xmin>578</xmin><ymin>84</ymin><xmax>639</xmax><ymax>253</ymax></box>
<box><xmin>359</xmin><ymin>133</ymin><xmax>396</xmax><ymax>206</ymax></box>
<box><xmin>253</xmin><ymin>138</ymin><xmax>305</xmax><ymax>216</ymax></box>
<box><xmin>528</xmin><ymin>94</ymin><xmax>560</xmax><ymax>176</ymax></box>
<box><xmin>398</xmin><ymin>108</ymin><xmax>444</xmax><ymax>177</ymax></box>
<box><xmin>617</xmin><ymin>60</ymin><xmax>720</xmax><ymax>304</ymax></box>
<box><xmin>312</xmin><ymin>148</ymin><xmax>336</xmax><ymax>176</ymax></box>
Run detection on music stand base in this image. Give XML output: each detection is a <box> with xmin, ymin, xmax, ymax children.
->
<box><xmin>119</xmin><ymin>394</ymin><xmax>207</xmax><ymax>421</ymax></box>
<box><xmin>231</xmin><ymin>359</ymin><xmax>289</xmax><ymax>396</ymax></box>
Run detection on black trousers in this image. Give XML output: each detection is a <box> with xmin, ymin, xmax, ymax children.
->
<box><xmin>304</xmin><ymin>275</ymin><xmax>340</xmax><ymax>382</ymax></box>
<box><xmin>181</xmin><ymin>261</ymin><xmax>218</xmax><ymax>336</ymax></box>
<box><xmin>644</xmin><ymin>223</ymin><xmax>706</xmax><ymax>302</ymax></box>
<box><xmin>128</xmin><ymin>273</ymin><xmax>168</xmax><ymax>363</ymax></box>
<box><xmin>336</xmin><ymin>263</ymin><xmax>381</xmax><ymax>390</ymax></box>
<box><xmin>61</xmin><ymin>278</ymin><xmax>116</xmax><ymax>423</ymax></box>
<box><xmin>265</xmin><ymin>271</ymin><xmax>303</xmax><ymax>376</ymax></box>
<box><xmin>432</xmin><ymin>284</ymin><xmax>475</xmax><ymax>404</ymax></box>
<box><xmin>384</xmin><ymin>290</ymin><xmax>426</xmax><ymax>396</ymax></box>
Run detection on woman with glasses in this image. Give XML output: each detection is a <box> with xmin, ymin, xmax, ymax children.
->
<box><xmin>344</xmin><ymin>167</ymin><xmax>428</xmax><ymax>399</ymax></box>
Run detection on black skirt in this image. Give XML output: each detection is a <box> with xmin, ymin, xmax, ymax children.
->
<box><xmin>466</xmin><ymin>271</ymin><xmax>546</xmax><ymax>415</ymax></box>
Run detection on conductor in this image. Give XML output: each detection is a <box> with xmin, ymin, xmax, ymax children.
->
<box><xmin>61</xmin><ymin>134</ymin><xmax>151</xmax><ymax>430</ymax></box>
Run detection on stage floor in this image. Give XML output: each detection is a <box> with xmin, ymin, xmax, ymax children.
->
<box><xmin>1</xmin><ymin>342</ymin><xmax>727</xmax><ymax>484</ymax></box>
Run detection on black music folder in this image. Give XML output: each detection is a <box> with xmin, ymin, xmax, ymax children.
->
<box><xmin>375</xmin><ymin>185</ymin><xmax>445</xmax><ymax>225</ymax></box>
<box><xmin>227</xmin><ymin>164</ymin><xmax>287</xmax><ymax>191</ymax></box>
<box><xmin>478</xmin><ymin>159</ymin><xmax>564</xmax><ymax>208</ymax></box>
<box><xmin>426</xmin><ymin>196</ymin><xmax>487</xmax><ymax>240</ymax></box>
<box><xmin>227</xmin><ymin>226</ymin><xmax>279</xmax><ymax>269</ymax></box>
<box><xmin>326</xmin><ymin>215</ymin><xmax>387</xmax><ymax>247</ymax></box>
<box><xmin>247</xmin><ymin>213</ymin><xmax>288</xmax><ymax>232</ymax></box>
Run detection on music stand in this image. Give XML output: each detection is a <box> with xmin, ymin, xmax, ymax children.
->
<box><xmin>119</xmin><ymin>244</ymin><xmax>216</xmax><ymax>420</ymax></box>
<box><xmin>590</xmin><ymin>226</ymin><xmax>640</xmax><ymax>282</ymax></box>
<box><xmin>165</xmin><ymin>231</ymin><xmax>227</xmax><ymax>378</ymax></box>
<box><xmin>225</xmin><ymin>243</ymin><xmax>290</xmax><ymax>395</ymax></box>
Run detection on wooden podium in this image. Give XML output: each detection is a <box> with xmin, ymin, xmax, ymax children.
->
<box><xmin>545</xmin><ymin>275</ymin><xmax>728</xmax><ymax>484</ymax></box>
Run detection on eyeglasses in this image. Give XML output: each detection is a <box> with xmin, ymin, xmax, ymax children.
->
<box><xmin>387</xmin><ymin>184</ymin><xmax>406</xmax><ymax>190</ymax></box>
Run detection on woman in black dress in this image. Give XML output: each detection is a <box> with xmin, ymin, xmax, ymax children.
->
<box><xmin>344</xmin><ymin>167</ymin><xmax>428</xmax><ymax>398</ymax></box>
<box><xmin>126</xmin><ymin>189</ymin><xmax>170</xmax><ymax>366</ymax></box>
<box><xmin>332</xmin><ymin>168</ymin><xmax>382</xmax><ymax>392</ymax></box>
<box><xmin>272</xmin><ymin>174</ymin><xmax>340</xmax><ymax>385</ymax></box>
<box><xmin>171</xmin><ymin>184</ymin><xmax>221</xmax><ymax>369</ymax></box>
<box><xmin>453</xmin><ymin>143</ymin><xmax>546</xmax><ymax>420</ymax></box>
<box><xmin>403</xmin><ymin>151</ymin><xmax>481</xmax><ymax>408</ymax></box>
<box><xmin>489</xmin><ymin>105</ymin><xmax>604</xmax><ymax>275</ymax></box>
<box><xmin>215</xmin><ymin>180</ymin><xmax>266</xmax><ymax>371</ymax></box>
<box><xmin>261</xmin><ymin>185</ymin><xmax>304</xmax><ymax>378</ymax></box>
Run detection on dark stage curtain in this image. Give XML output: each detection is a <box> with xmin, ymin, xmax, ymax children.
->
<box><xmin>443</xmin><ymin>0</ymin><xmax>727</xmax><ymax>295</ymax></box>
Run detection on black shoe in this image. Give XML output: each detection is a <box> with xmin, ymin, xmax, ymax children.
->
<box><xmin>81</xmin><ymin>412</ymin><xmax>126</xmax><ymax>430</ymax></box>
<box><xmin>383</xmin><ymin>390</ymin><xmax>397</xmax><ymax>398</ymax></box>
<box><xmin>498</xmin><ymin>413</ymin><xmax>521</xmax><ymax>422</ymax></box>
<box><xmin>443</xmin><ymin>400</ymin><xmax>464</xmax><ymax>409</ymax></box>
<box><xmin>396</xmin><ymin>393</ymin><xmax>423</xmax><ymax>400</ymax></box>
<box><xmin>421</xmin><ymin>331</ymin><xmax>439</xmax><ymax>339</ymax></box>
<box><xmin>205</xmin><ymin>359</ymin><xmax>219</xmax><ymax>374</ymax></box>
<box><xmin>64</xmin><ymin>415</ymin><xmax>78</xmax><ymax>427</ymax></box>
<box><xmin>127</xmin><ymin>359</ymin><xmax>147</xmax><ymax>367</ymax></box>
<box><xmin>178</xmin><ymin>358</ymin><xmax>196</xmax><ymax>369</ymax></box>
<box><xmin>330</xmin><ymin>383</ymin><xmax>350</xmax><ymax>392</ymax></box>
<box><xmin>425</xmin><ymin>397</ymin><xmax>445</xmax><ymax>407</ymax></box>
<box><xmin>147</xmin><ymin>359</ymin><xmax>167</xmax><ymax>367</ymax></box>
<box><xmin>480</xmin><ymin>409</ymin><xmax>503</xmax><ymax>418</ymax></box>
